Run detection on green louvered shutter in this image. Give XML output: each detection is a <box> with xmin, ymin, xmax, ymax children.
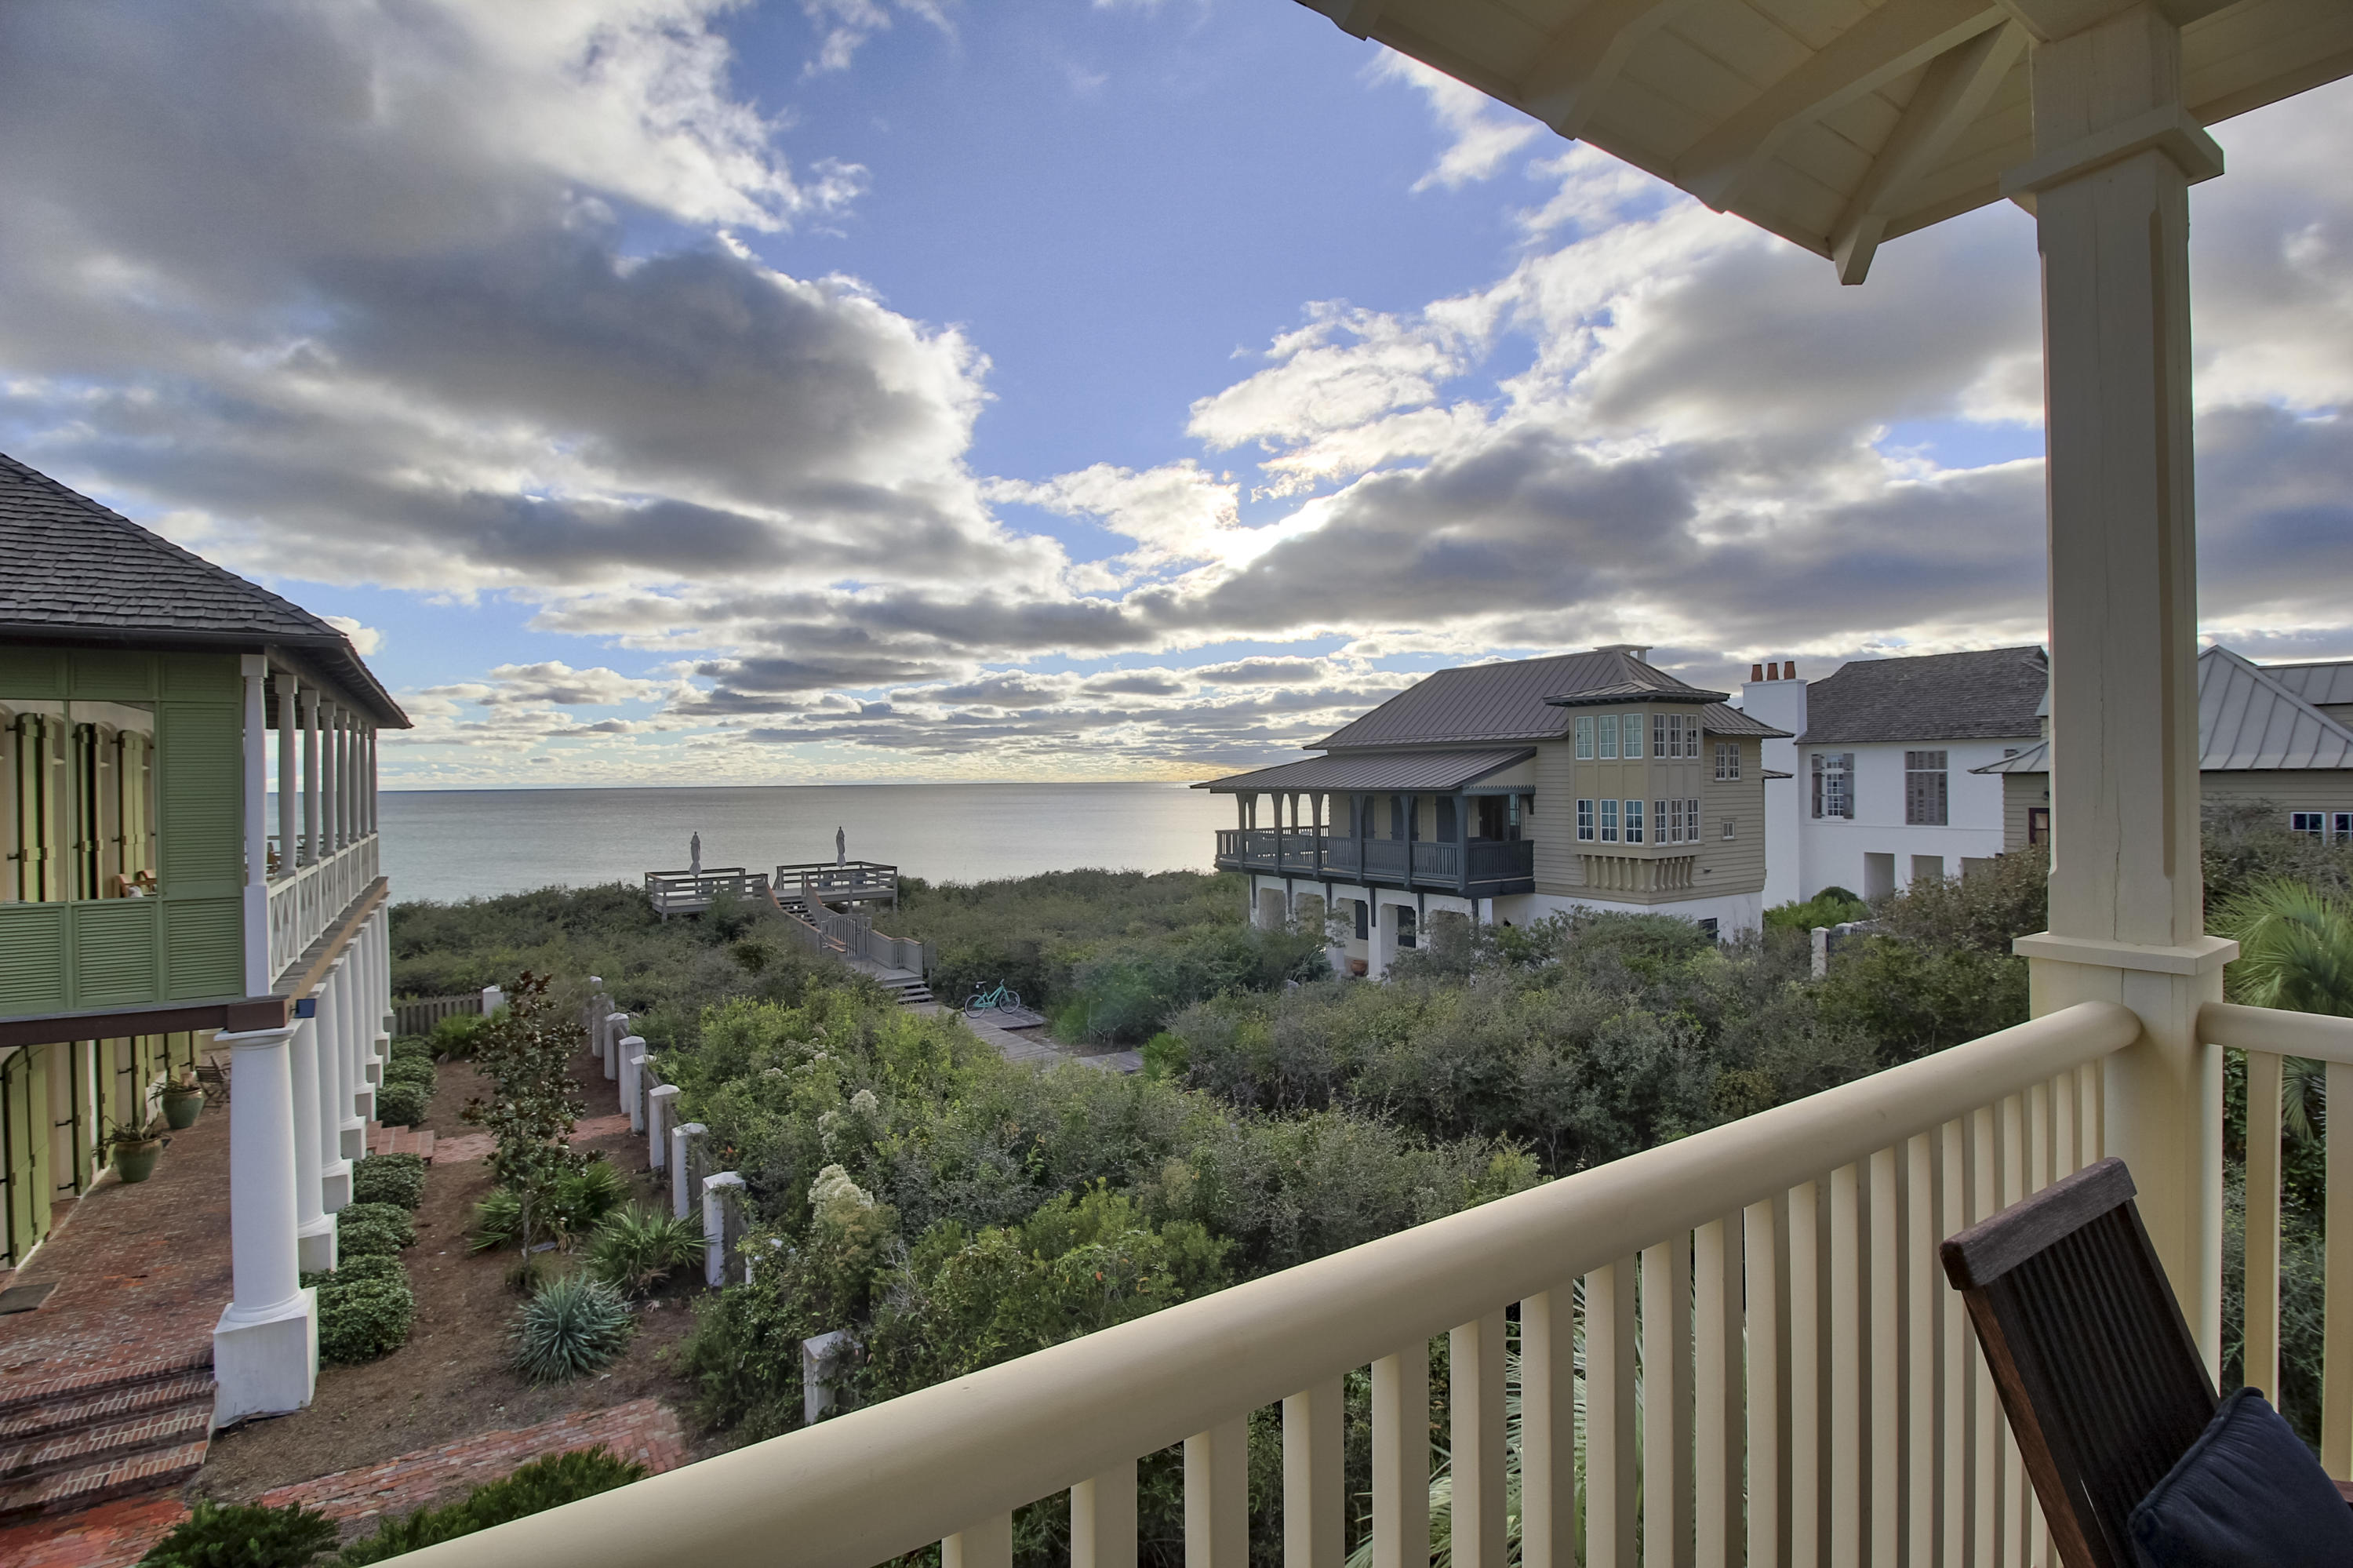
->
<box><xmin>156</xmin><ymin>704</ymin><xmax>242</xmax><ymax>896</ymax></box>
<box><xmin>163</xmin><ymin>899</ymin><xmax>242</xmax><ymax>998</ymax></box>
<box><xmin>0</xmin><ymin>907</ymin><xmax>68</xmax><ymax>1012</ymax></box>
<box><xmin>71</xmin><ymin>900</ymin><xmax>161</xmax><ymax>1006</ymax></box>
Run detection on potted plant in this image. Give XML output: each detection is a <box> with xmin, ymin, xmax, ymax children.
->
<box><xmin>160</xmin><ymin>1068</ymin><xmax>205</xmax><ymax>1130</ymax></box>
<box><xmin>105</xmin><ymin>1119</ymin><xmax>165</xmax><ymax>1184</ymax></box>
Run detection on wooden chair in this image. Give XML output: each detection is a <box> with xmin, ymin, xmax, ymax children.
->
<box><xmin>1941</xmin><ymin>1155</ymin><xmax>2350</xmax><ymax>1568</ymax></box>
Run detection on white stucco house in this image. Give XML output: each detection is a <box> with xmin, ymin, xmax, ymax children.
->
<box><xmin>1739</xmin><ymin>646</ymin><xmax>2049</xmax><ymax>905</ymax></box>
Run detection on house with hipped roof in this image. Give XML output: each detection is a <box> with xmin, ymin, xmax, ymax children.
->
<box><xmin>1978</xmin><ymin>644</ymin><xmax>2353</xmax><ymax>850</ymax></box>
<box><xmin>1197</xmin><ymin>646</ymin><xmax>1787</xmax><ymax>972</ymax></box>
<box><xmin>2</xmin><ymin>451</ymin><xmax>407</xmax><ymax>1450</ymax></box>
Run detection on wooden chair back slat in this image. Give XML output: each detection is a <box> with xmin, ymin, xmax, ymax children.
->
<box><xmin>1941</xmin><ymin>1157</ymin><xmax>2217</xmax><ymax>1568</ymax></box>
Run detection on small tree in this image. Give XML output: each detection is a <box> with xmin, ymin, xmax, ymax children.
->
<box><xmin>463</xmin><ymin>972</ymin><xmax>588</xmax><ymax>1258</ymax></box>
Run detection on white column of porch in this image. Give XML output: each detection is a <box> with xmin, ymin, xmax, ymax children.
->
<box><xmin>339</xmin><ymin>951</ymin><xmax>374</xmax><ymax>1131</ymax></box>
<box><xmin>211</xmin><ymin>1023</ymin><xmax>318</xmax><ymax>1425</ymax></box>
<box><xmin>289</xmin><ymin>1013</ymin><xmax>336</xmax><ymax>1273</ymax></box>
<box><xmin>316</xmin><ymin>966</ymin><xmax>354</xmax><ymax>1211</ymax></box>
<box><xmin>2004</xmin><ymin>0</ymin><xmax>2235</xmax><ymax>1362</ymax></box>
<box><xmin>300</xmin><ymin>688</ymin><xmax>321</xmax><ymax>867</ymax></box>
<box><xmin>275</xmin><ymin>673</ymin><xmax>297</xmax><ymax>885</ymax></box>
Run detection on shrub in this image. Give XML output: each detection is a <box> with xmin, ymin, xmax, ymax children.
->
<box><xmin>382</xmin><ymin>1054</ymin><xmax>437</xmax><ymax>1090</ymax></box>
<box><xmin>511</xmin><ymin>1273</ymin><xmax>635</xmax><ymax>1383</ymax></box>
<box><xmin>318</xmin><ymin>1276</ymin><xmax>415</xmax><ymax>1363</ymax></box>
<box><xmin>337</xmin><ymin>1202</ymin><xmax>416</xmax><ymax>1257</ymax></box>
<box><xmin>431</xmin><ymin>1010</ymin><xmax>491</xmax><ymax>1057</ymax></box>
<box><xmin>584</xmin><ymin>1202</ymin><xmax>704</xmax><ymax>1295</ymax></box>
<box><xmin>470</xmin><ymin>1159</ymin><xmax>629</xmax><ymax>1252</ymax></box>
<box><xmin>389</xmin><ymin>1035</ymin><xmax>435</xmax><ymax>1065</ymax></box>
<box><xmin>1763</xmin><ymin>886</ymin><xmax>1870</xmax><ymax>933</ymax></box>
<box><xmin>351</xmin><ymin>1152</ymin><xmax>427</xmax><ymax>1210</ymax></box>
<box><xmin>140</xmin><ymin>1498</ymin><xmax>336</xmax><ymax>1568</ymax></box>
<box><xmin>373</xmin><ymin>1082</ymin><xmax>428</xmax><ymax>1128</ymax></box>
<box><xmin>339</xmin><ymin>1446</ymin><xmax>649</xmax><ymax>1564</ymax></box>
<box><xmin>301</xmin><ymin>1253</ymin><xmax>403</xmax><ymax>1291</ymax></box>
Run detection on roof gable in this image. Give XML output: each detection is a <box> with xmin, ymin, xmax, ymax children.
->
<box><xmin>0</xmin><ymin>452</ymin><xmax>407</xmax><ymax>726</ymax></box>
<box><xmin>1801</xmin><ymin>646</ymin><xmax>2048</xmax><ymax>745</ymax></box>
<box><xmin>1975</xmin><ymin>646</ymin><xmax>2353</xmax><ymax>773</ymax></box>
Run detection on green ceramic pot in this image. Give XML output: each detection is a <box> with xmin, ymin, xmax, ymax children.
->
<box><xmin>160</xmin><ymin>1086</ymin><xmax>205</xmax><ymax>1130</ymax></box>
<box><xmin>111</xmin><ymin>1137</ymin><xmax>164</xmax><ymax>1184</ymax></box>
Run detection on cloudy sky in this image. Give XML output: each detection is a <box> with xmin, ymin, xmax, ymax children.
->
<box><xmin>3</xmin><ymin>2</ymin><xmax>2348</xmax><ymax>788</ymax></box>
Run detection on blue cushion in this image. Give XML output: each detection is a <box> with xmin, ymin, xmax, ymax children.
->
<box><xmin>2131</xmin><ymin>1386</ymin><xmax>2353</xmax><ymax>1566</ymax></box>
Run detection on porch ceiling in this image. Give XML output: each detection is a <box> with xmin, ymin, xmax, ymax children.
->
<box><xmin>1296</xmin><ymin>0</ymin><xmax>2353</xmax><ymax>281</ymax></box>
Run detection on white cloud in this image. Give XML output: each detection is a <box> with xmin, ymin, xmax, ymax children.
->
<box><xmin>321</xmin><ymin>615</ymin><xmax>384</xmax><ymax>656</ymax></box>
<box><xmin>1370</xmin><ymin>55</ymin><xmax>1540</xmax><ymax>193</ymax></box>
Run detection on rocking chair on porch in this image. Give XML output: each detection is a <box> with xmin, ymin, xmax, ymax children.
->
<box><xmin>1941</xmin><ymin>1156</ymin><xmax>2353</xmax><ymax>1568</ymax></box>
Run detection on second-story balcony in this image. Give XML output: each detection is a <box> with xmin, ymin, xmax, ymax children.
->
<box><xmin>1213</xmin><ymin>827</ymin><xmax>1535</xmax><ymax>896</ymax></box>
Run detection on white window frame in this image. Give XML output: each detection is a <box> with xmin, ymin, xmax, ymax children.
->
<box><xmin>1575</xmin><ymin>716</ymin><xmax>1595</xmax><ymax>760</ymax></box>
<box><xmin>1624</xmin><ymin>798</ymin><xmax>1645</xmax><ymax>843</ymax></box>
<box><xmin>1577</xmin><ymin>799</ymin><xmax>1595</xmax><ymax>842</ymax></box>
<box><xmin>1622</xmin><ymin>713</ymin><xmax>1643</xmax><ymax>760</ymax></box>
<box><xmin>2291</xmin><ymin>811</ymin><xmax>2326</xmax><ymax>840</ymax></box>
<box><xmin>1813</xmin><ymin>751</ymin><xmax>1853</xmax><ymax>820</ymax></box>
<box><xmin>1598</xmin><ymin>715</ymin><xmax>1618</xmax><ymax>760</ymax></box>
<box><xmin>1904</xmin><ymin>750</ymin><xmax>1950</xmax><ymax>827</ymax></box>
<box><xmin>1715</xmin><ymin>740</ymin><xmax>1740</xmax><ymax>780</ymax></box>
<box><xmin>1721</xmin><ymin>815</ymin><xmax>1737</xmax><ymax>841</ymax></box>
<box><xmin>2336</xmin><ymin>812</ymin><xmax>2353</xmax><ymax>842</ymax></box>
<box><xmin>1598</xmin><ymin>799</ymin><xmax>1619</xmax><ymax>843</ymax></box>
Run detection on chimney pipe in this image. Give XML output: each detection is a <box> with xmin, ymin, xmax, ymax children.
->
<box><xmin>1750</xmin><ymin>663</ymin><xmax>1764</xmax><ymax>682</ymax></box>
<box><xmin>1784</xmin><ymin>660</ymin><xmax>1797</xmax><ymax>681</ymax></box>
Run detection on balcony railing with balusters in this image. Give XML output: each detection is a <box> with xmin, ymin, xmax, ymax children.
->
<box><xmin>266</xmin><ymin>834</ymin><xmax>379</xmax><ymax>986</ymax></box>
<box><xmin>1213</xmin><ymin>828</ymin><xmax>1534</xmax><ymax>896</ymax></box>
<box><xmin>406</xmin><ymin>997</ymin><xmax>2174</xmax><ymax>1568</ymax></box>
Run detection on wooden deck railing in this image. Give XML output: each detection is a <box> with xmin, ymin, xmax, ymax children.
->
<box><xmin>267</xmin><ymin>833</ymin><xmax>378</xmax><ymax>985</ymax></box>
<box><xmin>1213</xmin><ymin>829</ymin><xmax>1534</xmax><ymax>892</ymax></box>
<box><xmin>646</xmin><ymin>868</ymin><xmax>773</xmax><ymax>919</ymax></box>
<box><xmin>402</xmin><ymin>999</ymin><xmax>2144</xmax><ymax>1568</ymax></box>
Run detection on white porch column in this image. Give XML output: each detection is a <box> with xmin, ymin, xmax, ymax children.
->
<box><xmin>2003</xmin><ymin>0</ymin><xmax>2233</xmax><ymax>1370</ymax></box>
<box><xmin>336</xmin><ymin>955</ymin><xmax>373</xmax><ymax>1133</ymax></box>
<box><xmin>275</xmin><ymin>675</ymin><xmax>297</xmax><ymax>881</ymax></box>
<box><xmin>649</xmin><ymin>1084</ymin><xmax>679</xmax><ymax>1170</ymax></box>
<box><xmin>312</xmin><ymin>987</ymin><xmax>352</xmax><ymax>1212</ymax></box>
<box><xmin>241</xmin><ymin>656</ymin><xmax>271</xmax><ymax>997</ymax></box>
<box><xmin>339</xmin><ymin>716</ymin><xmax>356</xmax><ymax>850</ymax></box>
<box><xmin>300</xmin><ymin>689</ymin><xmax>321</xmax><ymax>866</ymax></box>
<box><xmin>374</xmin><ymin>908</ymin><xmax>395</xmax><ymax>1045</ymax></box>
<box><xmin>1368</xmin><ymin>900</ymin><xmax>1395</xmax><ymax>981</ymax></box>
<box><xmin>212</xmin><ymin>1023</ymin><xmax>318</xmax><ymax>1426</ymax></box>
<box><xmin>361</xmin><ymin>931</ymin><xmax>386</xmax><ymax>1088</ymax></box>
<box><xmin>287</xmin><ymin>1014</ymin><xmax>336</xmax><ymax>1273</ymax></box>
<box><xmin>319</xmin><ymin>700</ymin><xmax>340</xmax><ymax>856</ymax></box>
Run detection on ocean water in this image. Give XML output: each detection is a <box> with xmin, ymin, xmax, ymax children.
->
<box><xmin>378</xmin><ymin>783</ymin><xmax>1235</xmax><ymax>904</ymax></box>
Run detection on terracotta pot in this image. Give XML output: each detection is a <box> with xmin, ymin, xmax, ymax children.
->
<box><xmin>111</xmin><ymin>1137</ymin><xmax>164</xmax><ymax>1184</ymax></box>
<box><xmin>161</xmin><ymin>1085</ymin><xmax>205</xmax><ymax>1130</ymax></box>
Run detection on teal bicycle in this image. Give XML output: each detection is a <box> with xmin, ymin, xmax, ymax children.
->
<box><xmin>963</xmin><ymin>980</ymin><xmax>1022</xmax><ymax>1014</ymax></box>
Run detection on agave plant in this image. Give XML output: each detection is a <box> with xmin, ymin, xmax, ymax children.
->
<box><xmin>584</xmin><ymin>1202</ymin><xmax>705</xmax><ymax>1296</ymax></box>
<box><xmin>511</xmin><ymin>1272</ymin><xmax>635</xmax><ymax>1384</ymax></box>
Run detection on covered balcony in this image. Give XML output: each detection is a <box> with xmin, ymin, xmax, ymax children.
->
<box><xmin>400</xmin><ymin>2</ymin><xmax>2353</xmax><ymax>1566</ymax></box>
<box><xmin>1205</xmin><ymin>749</ymin><xmax>1538</xmax><ymax>900</ymax></box>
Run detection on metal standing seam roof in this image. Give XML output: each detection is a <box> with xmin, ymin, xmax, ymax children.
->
<box><xmin>1196</xmin><ymin>748</ymin><xmax>1538</xmax><ymax>795</ymax></box>
<box><xmin>1310</xmin><ymin>649</ymin><xmax>1791</xmax><ymax>750</ymax></box>
<box><xmin>0</xmin><ymin>452</ymin><xmax>408</xmax><ymax>726</ymax></box>
<box><xmin>1799</xmin><ymin>646</ymin><xmax>2049</xmax><ymax>745</ymax></box>
<box><xmin>2262</xmin><ymin>660</ymin><xmax>2353</xmax><ymax>711</ymax></box>
<box><xmin>1974</xmin><ymin>646</ymin><xmax>2353</xmax><ymax>774</ymax></box>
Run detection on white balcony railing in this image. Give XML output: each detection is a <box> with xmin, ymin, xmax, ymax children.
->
<box><xmin>409</xmin><ymin>999</ymin><xmax>2156</xmax><ymax>1568</ymax></box>
<box><xmin>267</xmin><ymin>834</ymin><xmax>379</xmax><ymax>986</ymax></box>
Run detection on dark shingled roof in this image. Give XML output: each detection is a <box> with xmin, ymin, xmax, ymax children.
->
<box><xmin>1801</xmin><ymin>646</ymin><xmax>2046</xmax><ymax>745</ymax></box>
<box><xmin>1312</xmin><ymin>649</ymin><xmax>1790</xmax><ymax>750</ymax></box>
<box><xmin>0</xmin><ymin>452</ymin><xmax>406</xmax><ymax>726</ymax></box>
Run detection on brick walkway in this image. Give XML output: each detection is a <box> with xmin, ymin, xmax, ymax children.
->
<box><xmin>0</xmin><ymin>1108</ymin><xmax>230</xmax><ymax>1400</ymax></box>
<box><xmin>256</xmin><ymin>1398</ymin><xmax>686</xmax><ymax>1532</ymax></box>
<box><xmin>0</xmin><ymin>1495</ymin><xmax>188</xmax><ymax>1568</ymax></box>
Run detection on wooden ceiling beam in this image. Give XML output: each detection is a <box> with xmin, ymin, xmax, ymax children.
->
<box><xmin>1674</xmin><ymin>0</ymin><xmax>2009</xmax><ymax>210</ymax></box>
<box><xmin>1831</xmin><ymin>21</ymin><xmax>2027</xmax><ymax>283</ymax></box>
<box><xmin>1515</xmin><ymin>0</ymin><xmax>1706</xmax><ymax>140</ymax></box>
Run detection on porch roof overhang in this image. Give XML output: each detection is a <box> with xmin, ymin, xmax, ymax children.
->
<box><xmin>1195</xmin><ymin>748</ymin><xmax>1537</xmax><ymax>794</ymax></box>
<box><xmin>1296</xmin><ymin>0</ymin><xmax>2352</xmax><ymax>283</ymax></box>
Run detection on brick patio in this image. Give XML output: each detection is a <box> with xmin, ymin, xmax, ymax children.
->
<box><xmin>0</xmin><ymin>1106</ymin><xmax>230</xmax><ymax>1403</ymax></box>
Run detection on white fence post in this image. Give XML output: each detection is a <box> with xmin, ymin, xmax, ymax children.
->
<box><xmin>803</xmin><ymin>1330</ymin><xmax>853</xmax><ymax>1425</ymax></box>
<box><xmin>482</xmin><ymin>984</ymin><xmax>505</xmax><ymax>1014</ymax></box>
<box><xmin>649</xmin><ymin>1084</ymin><xmax>678</xmax><ymax>1170</ymax></box>
<box><xmin>604</xmin><ymin>1013</ymin><xmax>627</xmax><ymax>1081</ymax></box>
<box><xmin>704</xmin><ymin>1170</ymin><xmax>746</xmax><ymax>1287</ymax></box>
<box><xmin>674</xmin><ymin>1122</ymin><xmax>707</xmax><ymax>1220</ymax></box>
<box><xmin>624</xmin><ymin>1043</ymin><xmax>647</xmax><ymax>1134</ymax></box>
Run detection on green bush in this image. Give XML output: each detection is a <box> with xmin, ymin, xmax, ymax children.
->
<box><xmin>470</xmin><ymin>1158</ymin><xmax>630</xmax><ymax>1252</ymax></box>
<box><xmin>431</xmin><ymin>1011</ymin><xmax>490</xmax><ymax>1057</ymax></box>
<box><xmin>1763</xmin><ymin>887</ymin><xmax>1870</xmax><ymax>932</ymax></box>
<box><xmin>301</xmin><ymin>1253</ymin><xmax>403</xmax><ymax>1291</ymax></box>
<box><xmin>318</xmin><ymin>1275</ymin><xmax>415</xmax><ymax>1363</ymax></box>
<box><xmin>140</xmin><ymin>1498</ymin><xmax>336</xmax><ymax>1568</ymax></box>
<box><xmin>339</xmin><ymin>1446</ymin><xmax>648</xmax><ymax>1564</ymax></box>
<box><xmin>351</xmin><ymin>1152</ymin><xmax>427</xmax><ymax>1210</ymax></box>
<box><xmin>511</xmin><ymin>1273</ymin><xmax>635</xmax><ymax>1383</ymax></box>
<box><xmin>584</xmin><ymin>1202</ymin><xmax>704</xmax><ymax>1295</ymax></box>
<box><xmin>382</xmin><ymin>1054</ymin><xmax>437</xmax><ymax>1090</ymax></box>
<box><xmin>337</xmin><ymin>1202</ymin><xmax>416</xmax><ymax>1257</ymax></box>
<box><xmin>389</xmin><ymin>1034</ymin><xmax>435</xmax><ymax>1064</ymax></box>
<box><xmin>373</xmin><ymin>1082</ymin><xmax>428</xmax><ymax>1128</ymax></box>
